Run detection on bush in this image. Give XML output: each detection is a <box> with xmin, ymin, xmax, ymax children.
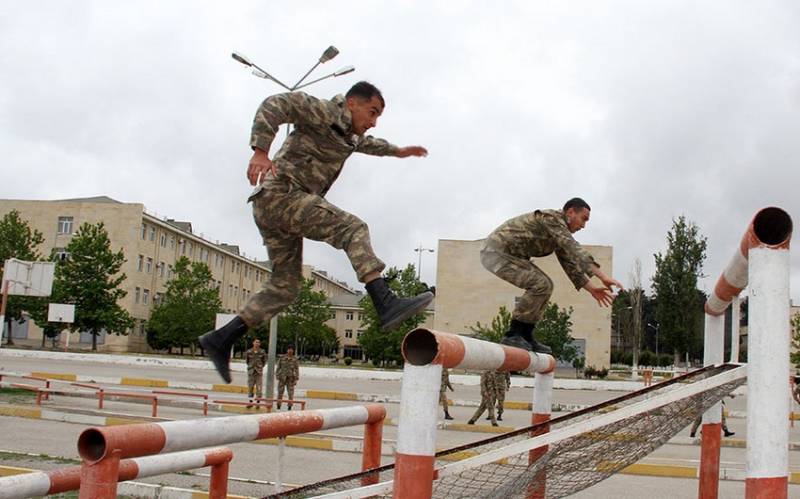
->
<box><xmin>639</xmin><ymin>351</ymin><xmax>654</xmax><ymax>366</ymax></box>
<box><xmin>658</xmin><ymin>354</ymin><xmax>673</xmax><ymax>367</ymax></box>
<box><xmin>344</xmin><ymin>356</ymin><xmax>353</xmax><ymax>366</ymax></box>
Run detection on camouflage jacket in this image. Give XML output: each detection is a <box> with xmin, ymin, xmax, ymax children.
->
<box><xmin>493</xmin><ymin>371</ymin><xmax>511</xmax><ymax>394</ymax></box>
<box><xmin>440</xmin><ymin>368</ymin><xmax>453</xmax><ymax>393</ymax></box>
<box><xmin>479</xmin><ymin>371</ymin><xmax>497</xmax><ymax>397</ymax></box>
<box><xmin>250</xmin><ymin>92</ymin><xmax>400</xmax><ymax>197</ymax></box>
<box><xmin>245</xmin><ymin>348</ymin><xmax>267</xmax><ymax>374</ymax></box>
<box><xmin>483</xmin><ymin>209</ymin><xmax>597</xmax><ymax>290</ymax></box>
<box><xmin>276</xmin><ymin>355</ymin><xmax>300</xmax><ymax>381</ymax></box>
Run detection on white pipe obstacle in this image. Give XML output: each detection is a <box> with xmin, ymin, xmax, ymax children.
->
<box><xmin>697</xmin><ymin>207</ymin><xmax>792</xmax><ymax>499</ymax></box>
<box><xmin>395</xmin><ymin>328</ymin><xmax>556</xmax><ymax>499</ymax></box>
<box><xmin>0</xmin><ymin>447</ymin><xmax>233</xmax><ymax>499</ymax></box>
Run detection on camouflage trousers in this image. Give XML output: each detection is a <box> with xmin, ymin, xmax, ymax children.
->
<box><xmin>480</xmin><ymin>248</ymin><xmax>553</xmax><ymax>324</ymax></box>
<box><xmin>241</xmin><ymin>177</ymin><xmax>386</xmax><ymax>327</ymax></box>
<box><xmin>470</xmin><ymin>392</ymin><xmax>497</xmax><ymax>424</ymax></box>
<box><xmin>440</xmin><ymin>389</ymin><xmax>449</xmax><ymax>414</ymax></box>
<box><xmin>277</xmin><ymin>378</ymin><xmax>297</xmax><ymax>408</ymax></box>
<box><xmin>247</xmin><ymin>370</ymin><xmax>263</xmax><ymax>398</ymax></box>
<box><xmin>495</xmin><ymin>387</ymin><xmax>506</xmax><ymax>416</ymax></box>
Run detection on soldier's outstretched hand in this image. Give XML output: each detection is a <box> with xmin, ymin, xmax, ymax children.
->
<box><xmin>395</xmin><ymin>146</ymin><xmax>428</xmax><ymax>158</ymax></box>
<box><xmin>585</xmin><ymin>282</ymin><xmax>615</xmax><ymax>307</ymax></box>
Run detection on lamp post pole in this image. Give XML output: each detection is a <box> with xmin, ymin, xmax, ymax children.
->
<box><xmin>413</xmin><ymin>246</ymin><xmax>434</xmax><ymax>281</ymax></box>
<box><xmin>647</xmin><ymin>322</ymin><xmax>660</xmax><ymax>357</ymax></box>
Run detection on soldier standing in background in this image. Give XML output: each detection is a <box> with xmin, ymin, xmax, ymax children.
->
<box><xmin>440</xmin><ymin>368</ymin><xmax>454</xmax><ymax>420</ymax></box>
<box><xmin>276</xmin><ymin>347</ymin><xmax>300</xmax><ymax>410</ymax></box>
<box><xmin>493</xmin><ymin>370</ymin><xmax>511</xmax><ymax>421</ymax></box>
<box><xmin>244</xmin><ymin>338</ymin><xmax>267</xmax><ymax>408</ymax></box>
<box><xmin>468</xmin><ymin>371</ymin><xmax>498</xmax><ymax>427</ymax></box>
<box><xmin>481</xmin><ymin>198</ymin><xmax>623</xmax><ymax>353</ymax></box>
<box><xmin>200</xmin><ymin>81</ymin><xmax>434</xmax><ymax>383</ymax></box>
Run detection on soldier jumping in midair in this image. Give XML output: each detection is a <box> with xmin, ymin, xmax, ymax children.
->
<box><xmin>482</xmin><ymin>198</ymin><xmax>623</xmax><ymax>353</ymax></box>
<box><xmin>201</xmin><ymin>82</ymin><xmax>433</xmax><ymax>383</ymax></box>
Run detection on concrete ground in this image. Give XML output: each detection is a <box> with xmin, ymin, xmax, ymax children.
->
<box><xmin>2</xmin><ymin>352</ymin><xmax>799</xmax><ymax>498</ymax></box>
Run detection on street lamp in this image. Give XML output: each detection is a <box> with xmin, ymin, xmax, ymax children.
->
<box><xmin>414</xmin><ymin>246</ymin><xmax>435</xmax><ymax>280</ymax></box>
<box><xmin>231</xmin><ymin>46</ymin><xmax>355</xmax><ymax>93</ymax></box>
<box><xmin>647</xmin><ymin>322</ymin><xmax>660</xmax><ymax>357</ymax></box>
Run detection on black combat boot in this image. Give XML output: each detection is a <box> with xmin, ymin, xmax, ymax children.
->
<box><xmin>444</xmin><ymin>411</ymin><xmax>454</xmax><ymax>420</ymax></box>
<box><xmin>501</xmin><ymin>319</ymin><xmax>552</xmax><ymax>354</ymax></box>
<box><xmin>198</xmin><ymin>316</ymin><xmax>249</xmax><ymax>383</ymax></box>
<box><xmin>365</xmin><ymin>278</ymin><xmax>434</xmax><ymax>331</ymax></box>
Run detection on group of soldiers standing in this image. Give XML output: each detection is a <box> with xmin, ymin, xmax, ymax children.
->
<box><xmin>440</xmin><ymin>368</ymin><xmax>512</xmax><ymax>426</ymax></box>
<box><xmin>244</xmin><ymin>339</ymin><xmax>300</xmax><ymax>410</ymax></box>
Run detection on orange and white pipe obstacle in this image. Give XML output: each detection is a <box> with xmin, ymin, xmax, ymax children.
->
<box><xmin>73</xmin><ymin>404</ymin><xmax>385</xmax><ymax>498</ymax></box>
<box><xmin>0</xmin><ymin>447</ymin><xmax>233</xmax><ymax>499</ymax></box>
<box><xmin>395</xmin><ymin>328</ymin><xmax>556</xmax><ymax>499</ymax></box>
<box><xmin>698</xmin><ymin>207</ymin><xmax>792</xmax><ymax>499</ymax></box>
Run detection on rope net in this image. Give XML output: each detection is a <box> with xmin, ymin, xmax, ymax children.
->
<box><xmin>266</xmin><ymin>364</ymin><xmax>744</xmax><ymax>499</ymax></box>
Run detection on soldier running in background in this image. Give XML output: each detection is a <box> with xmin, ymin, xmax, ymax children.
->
<box><xmin>440</xmin><ymin>368</ymin><xmax>454</xmax><ymax>420</ymax></box>
<box><xmin>482</xmin><ymin>198</ymin><xmax>623</xmax><ymax>352</ymax></box>
<box><xmin>244</xmin><ymin>338</ymin><xmax>267</xmax><ymax>407</ymax></box>
<box><xmin>276</xmin><ymin>347</ymin><xmax>300</xmax><ymax>410</ymax></box>
<box><xmin>468</xmin><ymin>371</ymin><xmax>498</xmax><ymax>427</ymax></box>
<box><xmin>200</xmin><ymin>81</ymin><xmax>433</xmax><ymax>383</ymax></box>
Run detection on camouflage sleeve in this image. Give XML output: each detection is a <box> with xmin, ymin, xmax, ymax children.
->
<box><xmin>542</xmin><ymin>215</ymin><xmax>597</xmax><ymax>290</ymax></box>
<box><xmin>250</xmin><ymin>92</ymin><xmax>330</xmax><ymax>152</ymax></box>
<box><xmin>259</xmin><ymin>351</ymin><xmax>267</xmax><ymax>365</ymax></box>
<box><xmin>355</xmin><ymin>135</ymin><xmax>400</xmax><ymax>157</ymax></box>
<box><xmin>292</xmin><ymin>359</ymin><xmax>299</xmax><ymax>379</ymax></box>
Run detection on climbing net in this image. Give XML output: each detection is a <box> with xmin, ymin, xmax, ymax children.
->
<box><xmin>266</xmin><ymin>364</ymin><xmax>744</xmax><ymax>499</ymax></box>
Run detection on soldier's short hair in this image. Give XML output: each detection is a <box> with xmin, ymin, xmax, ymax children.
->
<box><xmin>563</xmin><ymin>197</ymin><xmax>591</xmax><ymax>213</ymax></box>
<box><xmin>346</xmin><ymin>81</ymin><xmax>385</xmax><ymax>108</ymax></box>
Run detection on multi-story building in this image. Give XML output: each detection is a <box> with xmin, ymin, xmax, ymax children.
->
<box><xmin>0</xmin><ymin>196</ymin><xmax>364</xmax><ymax>355</ymax></box>
<box><xmin>434</xmin><ymin>238</ymin><xmax>613</xmax><ymax>368</ymax></box>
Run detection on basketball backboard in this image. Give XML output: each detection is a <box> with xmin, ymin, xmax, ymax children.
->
<box><xmin>2</xmin><ymin>258</ymin><xmax>55</xmax><ymax>297</ymax></box>
<box><xmin>48</xmin><ymin>303</ymin><xmax>75</xmax><ymax>323</ymax></box>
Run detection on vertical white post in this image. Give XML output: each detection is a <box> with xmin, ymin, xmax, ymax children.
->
<box><xmin>275</xmin><ymin>436</ymin><xmax>285</xmax><ymax>493</ymax></box>
<box><xmin>730</xmin><ymin>296</ymin><xmax>740</xmax><ymax>363</ymax></box>
<box><xmin>394</xmin><ymin>363</ymin><xmax>441</xmax><ymax>499</ymax></box>
<box><xmin>746</xmin><ymin>247</ymin><xmax>790</xmax><ymax>498</ymax></box>
<box><xmin>698</xmin><ymin>313</ymin><xmax>724</xmax><ymax>499</ymax></box>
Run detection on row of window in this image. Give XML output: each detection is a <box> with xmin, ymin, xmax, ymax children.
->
<box><xmin>134</xmin><ymin>287</ymin><xmax>163</xmax><ymax>305</ymax></box>
<box><xmin>343</xmin><ymin>329</ymin><xmax>364</xmax><ymax>339</ymax></box>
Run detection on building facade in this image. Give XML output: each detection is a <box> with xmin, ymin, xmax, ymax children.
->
<box><xmin>434</xmin><ymin>239</ymin><xmax>613</xmax><ymax>369</ymax></box>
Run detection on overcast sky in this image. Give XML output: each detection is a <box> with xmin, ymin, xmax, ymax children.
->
<box><xmin>2</xmin><ymin>1</ymin><xmax>799</xmax><ymax>304</ymax></box>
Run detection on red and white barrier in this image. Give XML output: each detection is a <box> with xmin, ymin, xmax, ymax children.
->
<box><xmin>698</xmin><ymin>207</ymin><xmax>792</xmax><ymax>499</ymax></box>
<box><xmin>704</xmin><ymin>207</ymin><xmax>792</xmax><ymax>316</ymax></box>
<box><xmin>0</xmin><ymin>447</ymin><xmax>233</xmax><ymax>499</ymax></box>
<box><xmin>77</xmin><ymin>404</ymin><xmax>385</xmax><ymax>498</ymax></box>
<box><xmin>402</xmin><ymin>328</ymin><xmax>556</xmax><ymax>374</ymax></box>
<box><xmin>395</xmin><ymin>328</ymin><xmax>556</xmax><ymax>499</ymax></box>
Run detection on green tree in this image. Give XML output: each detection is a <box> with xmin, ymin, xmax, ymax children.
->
<box><xmin>146</xmin><ymin>257</ymin><xmax>222</xmax><ymax>354</ymax></box>
<box><xmin>790</xmin><ymin>313</ymin><xmax>800</xmax><ymax>367</ymax></box>
<box><xmin>0</xmin><ymin>210</ymin><xmax>46</xmax><ymax>345</ymax></box>
<box><xmin>469</xmin><ymin>305</ymin><xmax>512</xmax><ymax>343</ymax></box>
<box><xmin>651</xmin><ymin>216</ymin><xmax>707</xmax><ymax>364</ymax></box>
<box><xmin>358</xmin><ymin>265</ymin><xmax>429</xmax><ymax>366</ymax></box>
<box><xmin>52</xmin><ymin>222</ymin><xmax>134</xmax><ymax>351</ymax></box>
<box><xmin>267</xmin><ymin>278</ymin><xmax>337</xmax><ymax>357</ymax></box>
<box><xmin>534</xmin><ymin>303</ymin><xmax>579</xmax><ymax>362</ymax></box>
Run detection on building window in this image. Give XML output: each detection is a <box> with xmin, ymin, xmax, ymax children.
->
<box><xmin>180</xmin><ymin>240</ymin><xmax>186</xmax><ymax>255</ymax></box>
<box><xmin>134</xmin><ymin>287</ymin><xmax>141</xmax><ymax>304</ymax></box>
<box><xmin>357</xmin><ymin>312</ymin><xmax>363</xmax><ymax>321</ymax></box>
<box><xmin>139</xmin><ymin>321</ymin><xmax>146</xmax><ymax>336</ymax></box>
<box><xmin>141</xmin><ymin>223</ymin><xmax>147</xmax><ymax>239</ymax></box>
<box><xmin>53</xmin><ymin>248</ymin><xmax>69</xmax><ymax>261</ymax></box>
<box><xmin>143</xmin><ymin>289</ymin><xmax>150</xmax><ymax>305</ymax></box>
<box><xmin>57</xmin><ymin>216</ymin><xmax>74</xmax><ymax>235</ymax></box>
<box><xmin>155</xmin><ymin>292</ymin><xmax>163</xmax><ymax>306</ymax></box>
<box><xmin>329</xmin><ymin>311</ymin><xmax>336</xmax><ymax>320</ymax></box>
<box><xmin>345</xmin><ymin>329</ymin><xmax>353</xmax><ymax>339</ymax></box>
<box><xmin>158</xmin><ymin>262</ymin><xmax>165</xmax><ymax>278</ymax></box>
<box><xmin>169</xmin><ymin>235</ymin><xmax>175</xmax><ymax>249</ymax></box>
<box><xmin>357</xmin><ymin>330</ymin><xmax>364</xmax><ymax>338</ymax></box>
<box><xmin>255</xmin><ymin>270</ymin><xmax>261</xmax><ymax>281</ymax></box>
<box><xmin>160</xmin><ymin>233</ymin><xmax>167</xmax><ymax>247</ymax></box>
<box><xmin>137</xmin><ymin>255</ymin><xmax>144</xmax><ymax>272</ymax></box>
<box><xmin>346</xmin><ymin>312</ymin><xmax>354</xmax><ymax>321</ymax></box>
<box><xmin>229</xmin><ymin>284</ymin><xmax>234</xmax><ymax>297</ymax></box>
<box><xmin>145</xmin><ymin>257</ymin><xmax>153</xmax><ymax>273</ymax></box>
<box><xmin>201</xmin><ymin>248</ymin><xmax>209</xmax><ymax>262</ymax></box>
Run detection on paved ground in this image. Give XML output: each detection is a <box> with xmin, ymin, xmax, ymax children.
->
<box><xmin>2</xmin><ymin>353</ymin><xmax>799</xmax><ymax>498</ymax></box>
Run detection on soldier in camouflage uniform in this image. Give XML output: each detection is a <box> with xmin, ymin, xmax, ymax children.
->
<box><xmin>493</xmin><ymin>370</ymin><xmax>511</xmax><ymax>421</ymax></box>
<box><xmin>276</xmin><ymin>347</ymin><xmax>300</xmax><ymax>410</ymax></box>
<box><xmin>468</xmin><ymin>370</ymin><xmax>498</xmax><ymax>427</ymax></box>
<box><xmin>481</xmin><ymin>198</ymin><xmax>623</xmax><ymax>353</ymax></box>
<box><xmin>200</xmin><ymin>81</ymin><xmax>434</xmax><ymax>383</ymax></box>
<box><xmin>440</xmin><ymin>368</ymin><xmax>454</xmax><ymax>420</ymax></box>
<box><xmin>244</xmin><ymin>338</ymin><xmax>267</xmax><ymax>406</ymax></box>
